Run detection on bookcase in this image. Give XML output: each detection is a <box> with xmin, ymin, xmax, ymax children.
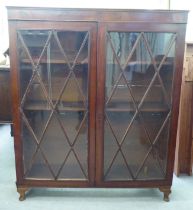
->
<box><xmin>7</xmin><ymin>7</ymin><xmax>188</xmax><ymax>201</ymax></box>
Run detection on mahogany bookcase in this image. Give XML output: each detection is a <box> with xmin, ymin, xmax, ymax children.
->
<box><xmin>7</xmin><ymin>7</ymin><xmax>187</xmax><ymax>201</ymax></box>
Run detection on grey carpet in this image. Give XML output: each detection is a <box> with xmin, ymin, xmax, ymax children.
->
<box><xmin>0</xmin><ymin>124</ymin><xmax>193</xmax><ymax>210</ymax></box>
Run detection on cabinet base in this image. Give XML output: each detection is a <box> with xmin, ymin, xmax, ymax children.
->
<box><xmin>16</xmin><ymin>186</ymin><xmax>172</xmax><ymax>201</ymax></box>
<box><xmin>159</xmin><ymin>186</ymin><xmax>171</xmax><ymax>202</ymax></box>
<box><xmin>17</xmin><ymin>187</ymin><xmax>29</xmax><ymax>201</ymax></box>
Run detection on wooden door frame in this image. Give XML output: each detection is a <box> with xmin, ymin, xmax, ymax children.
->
<box><xmin>9</xmin><ymin>20</ymin><xmax>97</xmax><ymax>188</ymax></box>
<box><xmin>95</xmin><ymin>22</ymin><xmax>186</xmax><ymax>187</ymax></box>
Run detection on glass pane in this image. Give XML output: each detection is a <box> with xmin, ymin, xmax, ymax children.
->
<box><xmin>18</xmin><ymin>30</ymin><xmax>89</xmax><ymax>180</ymax></box>
<box><xmin>58</xmin><ymin>111</ymin><xmax>88</xmax><ymax>179</ymax></box>
<box><xmin>22</xmin><ymin>123</ymin><xmax>37</xmax><ymax>175</ymax></box>
<box><xmin>104</xmin><ymin>32</ymin><xmax>175</xmax><ymax>181</ymax></box>
<box><xmin>136</xmin><ymin>122</ymin><xmax>170</xmax><ymax>180</ymax></box>
<box><xmin>26</xmin><ymin>150</ymin><xmax>54</xmax><ymax>179</ymax></box>
<box><xmin>39</xmin><ymin>114</ymin><xmax>71</xmax><ymax>175</ymax></box>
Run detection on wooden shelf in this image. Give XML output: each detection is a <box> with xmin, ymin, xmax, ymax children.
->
<box><xmin>106</xmin><ymin>60</ymin><xmax>173</xmax><ymax>67</ymax></box>
<box><xmin>21</xmin><ymin>58</ymin><xmax>88</xmax><ymax>65</ymax></box>
<box><xmin>23</xmin><ymin>101</ymin><xmax>168</xmax><ymax>112</ymax></box>
<box><xmin>20</xmin><ymin>56</ymin><xmax>172</xmax><ymax>66</ymax></box>
<box><xmin>106</xmin><ymin>102</ymin><xmax>169</xmax><ymax>112</ymax></box>
<box><xmin>23</xmin><ymin>101</ymin><xmax>86</xmax><ymax>111</ymax></box>
<box><xmin>21</xmin><ymin>51</ymin><xmax>88</xmax><ymax>64</ymax></box>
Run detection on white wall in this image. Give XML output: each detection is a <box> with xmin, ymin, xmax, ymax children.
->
<box><xmin>0</xmin><ymin>0</ymin><xmax>192</xmax><ymax>54</ymax></box>
<box><xmin>4</xmin><ymin>0</ymin><xmax>169</xmax><ymax>9</ymax></box>
<box><xmin>0</xmin><ymin>1</ymin><xmax>8</xmax><ymax>54</ymax></box>
<box><xmin>170</xmin><ymin>0</ymin><xmax>193</xmax><ymax>43</ymax></box>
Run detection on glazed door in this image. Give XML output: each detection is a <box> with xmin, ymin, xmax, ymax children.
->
<box><xmin>14</xmin><ymin>22</ymin><xmax>96</xmax><ymax>186</ymax></box>
<box><xmin>96</xmin><ymin>23</ymin><xmax>178</xmax><ymax>186</ymax></box>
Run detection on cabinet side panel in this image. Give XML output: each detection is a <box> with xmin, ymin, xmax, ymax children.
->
<box><xmin>167</xmin><ymin>24</ymin><xmax>187</xmax><ymax>181</ymax></box>
<box><xmin>8</xmin><ymin>21</ymin><xmax>24</xmax><ymax>185</ymax></box>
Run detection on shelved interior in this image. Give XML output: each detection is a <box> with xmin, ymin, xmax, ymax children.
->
<box><xmin>18</xmin><ymin>30</ymin><xmax>90</xmax><ymax>180</ymax></box>
<box><xmin>104</xmin><ymin>31</ymin><xmax>175</xmax><ymax>181</ymax></box>
<box><xmin>17</xmin><ymin>29</ymin><xmax>175</xmax><ymax>181</ymax></box>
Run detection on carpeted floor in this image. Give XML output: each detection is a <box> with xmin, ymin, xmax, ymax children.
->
<box><xmin>0</xmin><ymin>124</ymin><xmax>193</xmax><ymax>210</ymax></box>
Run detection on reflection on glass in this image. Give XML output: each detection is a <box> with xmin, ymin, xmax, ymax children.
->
<box><xmin>104</xmin><ymin>32</ymin><xmax>175</xmax><ymax>180</ymax></box>
<box><xmin>18</xmin><ymin>30</ymin><xmax>89</xmax><ymax>180</ymax></box>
